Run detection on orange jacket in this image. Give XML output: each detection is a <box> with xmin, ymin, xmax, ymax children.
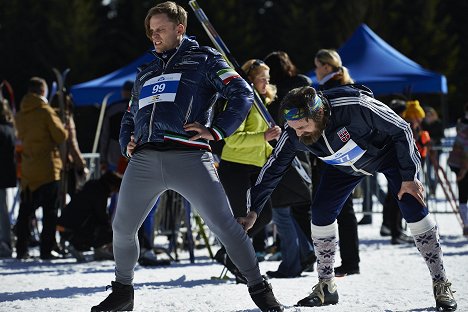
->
<box><xmin>416</xmin><ymin>130</ymin><xmax>431</xmax><ymax>159</ymax></box>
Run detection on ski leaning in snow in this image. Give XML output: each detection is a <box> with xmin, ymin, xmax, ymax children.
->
<box><xmin>0</xmin><ymin>79</ymin><xmax>16</xmax><ymax>114</ymax></box>
<box><xmin>92</xmin><ymin>91</ymin><xmax>114</xmax><ymax>155</ymax></box>
<box><xmin>52</xmin><ymin>67</ymin><xmax>71</xmax><ymax>211</ymax></box>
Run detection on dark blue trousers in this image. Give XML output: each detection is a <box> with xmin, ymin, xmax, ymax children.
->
<box><xmin>312</xmin><ymin>153</ymin><xmax>429</xmax><ymax>226</ymax></box>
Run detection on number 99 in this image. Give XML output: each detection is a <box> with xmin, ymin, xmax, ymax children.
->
<box><xmin>152</xmin><ymin>83</ymin><xmax>166</xmax><ymax>94</ymax></box>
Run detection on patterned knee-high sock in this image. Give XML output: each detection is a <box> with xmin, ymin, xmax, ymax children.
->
<box><xmin>311</xmin><ymin>221</ymin><xmax>338</xmax><ymax>281</ymax></box>
<box><xmin>409</xmin><ymin>215</ymin><xmax>447</xmax><ymax>282</ymax></box>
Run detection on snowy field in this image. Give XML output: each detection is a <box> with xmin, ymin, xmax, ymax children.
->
<box><xmin>0</xmin><ymin>212</ymin><xmax>466</xmax><ymax>312</ymax></box>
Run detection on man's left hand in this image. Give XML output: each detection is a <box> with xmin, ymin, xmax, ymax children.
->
<box><xmin>237</xmin><ymin>211</ymin><xmax>258</xmax><ymax>231</ymax></box>
<box><xmin>398</xmin><ymin>179</ymin><xmax>426</xmax><ymax>206</ymax></box>
<box><xmin>184</xmin><ymin>122</ymin><xmax>214</xmax><ymax>141</ymax></box>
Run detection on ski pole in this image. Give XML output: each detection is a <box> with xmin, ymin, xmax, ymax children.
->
<box><xmin>435</xmin><ymin>166</ymin><xmax>463</xmax><ymax>228</ymax></box>
<box><xmin>189</xmin><ymin>0</ymin><xmax>274</xmax><ymax>127</ymax></box>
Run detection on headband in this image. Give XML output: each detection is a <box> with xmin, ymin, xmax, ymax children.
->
<box><xmin>284</xmin><ymin>94</ymin><xmax>323</xmax><ymax>121</ymax></box>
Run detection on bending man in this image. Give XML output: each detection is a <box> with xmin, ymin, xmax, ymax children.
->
<box><xmin>240</xmin><ymin>85</ymin><xmax>457</xmax><ymax>311</ymax></box>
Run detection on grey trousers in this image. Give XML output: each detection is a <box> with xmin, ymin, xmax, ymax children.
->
<box><xmin>112</xmin><ymin>148</ymin><xmax>262</xmax><ymax>286</ymax></box>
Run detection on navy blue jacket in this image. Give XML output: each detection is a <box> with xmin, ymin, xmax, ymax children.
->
<box><xmin>248</xmin><ymin>85</ymin><xmax>421</xmax><ymax>214</ymax></box>
<box><xmin>0</xmin><ymin>121</ymin><xmax>17</xmax><ymax>188</ymax></box>
<box><xmin>120</xmin><ymin>37</ymin><xmax>253</xmax><ymax>155</ymax></box>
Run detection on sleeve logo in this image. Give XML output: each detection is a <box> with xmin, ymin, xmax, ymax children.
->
<box><xmin>216</xmin><ymin>68</ymin><xmax>240</xmax><ymax>85</ymax></box>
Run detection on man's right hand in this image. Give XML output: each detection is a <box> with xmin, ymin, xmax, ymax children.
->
<box><xmin>264</xmin><ymin>126</ymin><xmax>282</xmax><ymax>141</ymax></box>
<box><xmin>126</xmin><ymin>135</ymin><xmax>136</xmax><ymax>157</ymax></box>
<box><xmin>398</xmin><ymin>179</ymin><xmax>426</xmax><ymax>206</ymax></box>
<box><xmin>237</xmin><ymin>211</ymin><xmax>258</xmax><ymax>231</ymax></box>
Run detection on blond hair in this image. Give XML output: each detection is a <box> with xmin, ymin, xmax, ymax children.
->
<box><xmin>315</xmin><ymin>49</ymin><xmax>354</xmax><ymax>84</ymax></box>
<box><xmin>241</xmin><ymin>59</ymin><xmax>277</xmax><ymax>103</ymax></box>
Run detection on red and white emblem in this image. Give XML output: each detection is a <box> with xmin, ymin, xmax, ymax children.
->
<box><xmin>337</xmin><ymin>127</ymin><xmax>350</xmax><ymax>142</ymax></box>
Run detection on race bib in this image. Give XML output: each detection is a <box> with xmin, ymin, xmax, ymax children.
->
<box><xmin>319</xmin><ymin>139</ymin><xmax>366</xmax><ymax>166</ymax></box>
<box><xmin>138</xmin><ymin>73</ymin><xmax>182</xmax><ymax>109</ymax></box>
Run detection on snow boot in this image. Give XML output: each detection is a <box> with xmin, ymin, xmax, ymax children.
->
<box><xmin>213</xmin><ymin>247</ymin><xmax>247</xmax><ymax>284</ymax></box>
<box><xmin>334</xmin><ymin>265</ymin><xmax>360</xmax><ymax>277</ymax></box>
<box><xmin>433</xmin><ymin>280</ymin><xmax>457</xmax><ymax>311</ymax></box>
<box><xmin>248</xmin><ymin>279</ymin><xmax>284</xmax><ymax>312</ymax></box>
<box><xmin>91</xmin><ymin>281</ymin><xmax>134</xmax><ymax>311</ymax></box>
<box><xmin>138</xmin><ymin>248</ymin><xmax>171</xmax><ymax>267</ymax></box>
<box><xmin>296</xmin><ymin>278</ymin><xmax>339</xmax><ymax>307</ymax></box>
<box><xmin>93</xmin><ymin>244</ymin><xmax>114</xmax><ymax>261</ymax></box>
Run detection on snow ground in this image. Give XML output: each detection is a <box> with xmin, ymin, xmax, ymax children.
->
<box><xmin>0</xmin><ymin>212</ymin><xmax>467</xmax><ymax>312</ymax></box>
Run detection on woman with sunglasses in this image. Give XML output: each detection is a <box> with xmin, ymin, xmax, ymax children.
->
<box><xmin>215</xmin><ymin>59</ymin><xmax>282</xmax><ymax>279</ymax></box>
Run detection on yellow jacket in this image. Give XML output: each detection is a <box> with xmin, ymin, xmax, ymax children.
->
<box><xmin>16</xmin><ymin>93</ymin><xmax>68</xmax><ymax>191</ymax></box>
<box><xmin>221</xmin><ymin>104</ymin><xmax>272</xmax><ymax>167</ymax></box>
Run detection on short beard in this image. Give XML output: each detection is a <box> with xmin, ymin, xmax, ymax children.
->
<box><xmin>298</xmin><ymin>109</ymin><xmax>328</xmax><ymax>145</ymax></box>
<box><xmin>299</xmin><ymin>130</ymin><xmax>322</xmax><ymax>145</ymax></box>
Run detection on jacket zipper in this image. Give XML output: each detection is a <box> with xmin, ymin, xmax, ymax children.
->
<box><xmin>147</xmin><ymin>42</ymin><xmax>184</xmax><ymax>142</ymax></box>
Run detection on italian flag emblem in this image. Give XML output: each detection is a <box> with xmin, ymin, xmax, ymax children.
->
<box><xmin>217</xmin><ymin>68</ymin><xmax>240</xmax><ymax>85</ymax></box>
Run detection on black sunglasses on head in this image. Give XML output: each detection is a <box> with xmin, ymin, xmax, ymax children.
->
<box><xmin>246</xmin><ymin>59</ymin><xmax>265</xmax><ymax>76</ymax></box>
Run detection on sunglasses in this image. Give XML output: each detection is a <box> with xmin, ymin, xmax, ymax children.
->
<box><xmin>246</xmin><ymin>59</ymin><xmax>265</xmax><ymax>76</ymax></box>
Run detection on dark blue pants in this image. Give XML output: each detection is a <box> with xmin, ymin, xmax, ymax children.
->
<box><xmin>312</xmin><ymin>153</ymin><xmax>429</xmax><ymax>226</ymax></box>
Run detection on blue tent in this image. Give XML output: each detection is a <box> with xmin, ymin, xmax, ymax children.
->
<box><xmin>70</xmin><ymin>51</ymin><xmax>155</xmax><ymax>106</ymax></box>
<box><xmin>308</xmin><ymin>24</ymin><xmax>447</xmax><ymax>96</ymax></box>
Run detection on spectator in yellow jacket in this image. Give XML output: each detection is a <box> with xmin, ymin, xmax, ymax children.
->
<box><xmin>214</xmin><ymin>59</ymin><xmax>281</xmax><ymax>280</ymax></box>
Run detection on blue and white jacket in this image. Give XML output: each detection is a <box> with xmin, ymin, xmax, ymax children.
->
<box><xmin>119</xmin><ymin>37</ymin><xmax>253</xmax><ymax>155</ymax></box>
<box><xmin>247</xmin><ymin>84</ymin><xmax>421</xmax><ymax>214</ymax></box>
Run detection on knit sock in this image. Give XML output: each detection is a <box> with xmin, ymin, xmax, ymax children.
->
<box><xmin>413</xmin><ymin>226</ymin><xmax>447</xmax><ymax>282</ymax></box>
<box><xmin>312</xmin><ymin>236</ymin><xmax>338</xmax><ymax>280</ymax></box>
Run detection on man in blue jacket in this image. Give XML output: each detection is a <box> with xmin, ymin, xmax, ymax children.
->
<box><xmin>240</xmin><ymin>85</ymin><xmax>457</xmax><ymax>311</ymax></box>
<box><xmin>91</xmin><ymin>2</ymin><xmax>282</xmax><ymax>312</ymax></box>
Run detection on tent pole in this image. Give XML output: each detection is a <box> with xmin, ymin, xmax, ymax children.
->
<box><xmin>441</xmin><ymin>93</ymin><xmax>448</xmax><ymax>129</ymax></box>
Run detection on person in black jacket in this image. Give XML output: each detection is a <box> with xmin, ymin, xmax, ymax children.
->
<box><xmin>99</xmin><ymin>81</ymin><xmax>133</xmax><ymax>174</ymax></box>
<box><xmin>312</xmin><ymin>49</ymin><xmax>360</xmax><ymax>277</ymax></box>
<box><xmin>263</xmin><ymin>51</ymin><xmax>316</xmax><ymax>278</ymax></box>
<box><xmin>0</xmin><ymin>98</ymin><xmax>17</xmax><ymax>258</ymax></box>
<box><xmin>57</xmin><ymin>171</ymin><xmax>122</xmax><ymax>260</ymax></box>
<box><xmin>240</xmin><ymin>85</ymin><xmax>457</xmax><ymax>311</ymax></box>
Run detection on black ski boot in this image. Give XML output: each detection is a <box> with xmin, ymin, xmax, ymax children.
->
<box><xmin>248</xmin><ymin>279</ymin><xmax>284</xmax><ymax>312</ymax></box>
<box><xmin>91</xmin><ymin>281</ymin><xmax>134</xmax><ymax>312</ymax></box>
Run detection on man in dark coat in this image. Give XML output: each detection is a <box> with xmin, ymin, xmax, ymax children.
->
<box><xmin>57</xmin><ymin>171</ymin><xmax>121</xmax><ymax>256</ymax></box>
<box><xmin>0</xmin><ymin>98</ymin><xmax>17</xmax><ymax>257</ymax></box>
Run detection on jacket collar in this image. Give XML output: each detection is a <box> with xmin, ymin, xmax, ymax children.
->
<box><xmin>150</xmin><ymin>36</ymin><xmax>199</xmax><ymax>58</ymax></box>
